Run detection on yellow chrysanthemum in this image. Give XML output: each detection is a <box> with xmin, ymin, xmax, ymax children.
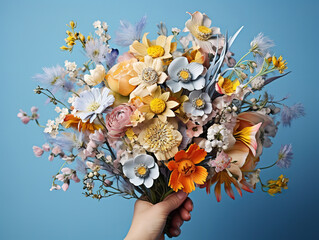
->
<box><xmin>137</xmin><ymin>118</ymin><xmax>182</xmax><ymax>161</ymax></box>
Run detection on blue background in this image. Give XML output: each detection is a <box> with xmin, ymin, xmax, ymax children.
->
<box><xmin>1</xmin><ymin>0</ymin><xmax>318</xmax><ymax>239</ymax></box>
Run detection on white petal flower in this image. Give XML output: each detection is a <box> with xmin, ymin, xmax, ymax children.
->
<box><xmin>93</xmin><ymin>20</ymin><xmax>101</xmax><ymax>29</ymax></box>
<box><xmin>73</xmin><ymin>87</ymin><xmax>114</xmax><ymax>123</ymax></box>
<box><xmin>122</xmin><ymin>154</ymin><xmax>159</xmax><ymax>188</ymax></box>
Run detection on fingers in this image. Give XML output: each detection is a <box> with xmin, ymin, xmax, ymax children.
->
<box><xmin>156</xmin><ymin>191</ymin><xmax>188</xmax><ymax>215</ymax></box>
<box><xmin>179</xmin><ymin>206</ymin><xmax>191</xmax><ymax>221</ymax></box>
<box><xmin>183</xmin><ymin>197</ymin><xmax>193</xmax><ymax>212</ymax></box>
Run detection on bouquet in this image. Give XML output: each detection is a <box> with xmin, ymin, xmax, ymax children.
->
<box><xmin>18</xmin><ymin>11</ymin><xmax>304</xmax><ymax>235</ymax></box>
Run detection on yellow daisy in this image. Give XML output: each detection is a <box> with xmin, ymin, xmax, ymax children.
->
<box><xmin>129</xmin><ymin>33</ymin><xmax>175</xmax><ymax>61</ymax></box>
<box><xmin>139</xmin><ymin>87</ymin><xmax>179</xmax><ymax>122</ymax></box>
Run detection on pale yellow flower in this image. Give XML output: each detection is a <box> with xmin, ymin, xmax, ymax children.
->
<box><xmin>139</xmin><ymin>87</ymin><xmax>179</xmax><ymax>122</ymax></box>
<box><xmin>138</xmin><ymin>118</ymin><xmax>182</xmax><ymax>161</ymax></box>
<box><xmin>129</xmin><ymin>56</ymin><xmax>167</xmax><ymax>97</ymax></box>
<box><xmin>129</xmin><ymin>33</ymin><xmax>175</xmax><ymax>61</ymax></box>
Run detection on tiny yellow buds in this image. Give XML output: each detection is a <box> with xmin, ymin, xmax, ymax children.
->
<box><xmin>66</xmin><ymin>30</ymin><xmax>72</xmax><ymax>36</ymax></box>
<box><xmin>272</xmin><ymin>56</ymin><xmax>278</xmax><ymax>66</ymax></box>
<box><xmin>87</xmin><ymin>35</ymin><xmax>92</xmax><ymax>41</ymax></box>
<box><xmin>79</xmin><ymin>33</ymin><xmax>85</xmax><ymax>42</ymax></box>
<box><xmin>60</xmin><ymin>46</ymin><xmax>69</xmax><ymax>51</ymax></box>
<box><xmin>67</xmin><ymin>41</ymin><xmax>76</xmax><ymax>46</ymax></box>
<box><xmin>69</xmin><ymin>21</ymin><xmax>76</xmax><ymax>29</ymax></box>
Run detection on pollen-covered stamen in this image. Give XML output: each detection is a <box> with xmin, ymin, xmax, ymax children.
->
<box><xmin>178</xmin><ymin>160</ymin><xmax>196</xmax><ymax>176</ymax></box>
<box><xmin>196</xmin><ymin>25</ymin><xmax>213</xmax><ymax>41</ymax></box>
<box><xmin>150</xmin><ymin>98</ymin><xmax>166</xmax><ymax>114</ymax></box>
<box><xmin>134</xmin><ymin>164</ymin><xmax>150</xmax><ymax>178</ymax></box>
<box><xmin>144</xmin><ymin>122</ymin><xmax>175</xmax><ymax>152</ymax></box>
<box><xmin>141</xmin><ymin>67</ymin><xmax>159</xmax><ymax>85</ymax></box>
<box><xmin>192</xmin><ymin>97</ymin><xmax>206</xmax><ymax>109</ymax></box>
<box><xmin>87</xmin><ymin>102</ymin><xmax>101</xmax><ymax>111</ymax></box>
<box><xmin>147</xmin><ymin>45</ymin><xmax>165</xmax><ymax>58</ymax></box>
<box><xmin>178</xmin><ymin>69</ymin><xmax>192</xmax><ymax>82</ymax></box>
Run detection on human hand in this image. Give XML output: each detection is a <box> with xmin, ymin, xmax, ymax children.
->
<box><xmin>125</xmin><ymin>191</ymin><xmax>193</xmax><ymax>240</ymax></box>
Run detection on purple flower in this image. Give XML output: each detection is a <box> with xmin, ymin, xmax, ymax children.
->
<box><xmin>105</xmin><ymin>48</ymin><xmax>119</xmax><ymax>68</ymax></box>
<box><xmin>114</xmin><ymin>15</ymin><xmax>147</xmax><ymax>46</ymax></box>
<box><xmin>281</xmin><ymin>103</ymin><xmax>305</xmax><ymax>127</ymax></box>
<box><xmin>277</xmin><ymin>144</ymin><xmax>293</xmax><ymax>168</ymax></box>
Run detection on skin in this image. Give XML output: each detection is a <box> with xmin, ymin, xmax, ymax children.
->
<box><xmin>125</xmin><ymin>191</ymin><xmax>193</xmax><ymax>240</ymax></box>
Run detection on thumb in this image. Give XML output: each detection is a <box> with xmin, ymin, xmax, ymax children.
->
<box><xmin>157</xmin><ymin>191</ymin><xmax>188</xmax><ymax>215</ymax></box>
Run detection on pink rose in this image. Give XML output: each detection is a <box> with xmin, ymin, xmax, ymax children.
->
<box><xmin>105</xmin><ymin>104</ymin><xmax>136</xmax><ymax>138</ymax></box>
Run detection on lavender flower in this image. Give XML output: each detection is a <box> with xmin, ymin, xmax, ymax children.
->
<box><xmin>33</xmin><ymin>65</ymin><xmax>67</xmax><ymax>93</ymax></box>
<box><xmin>281</xmin><ymin>103</ymin><xmax>305</xmax><ymax>127</ymax></box>
<box><xmin>114</xmin><ymin>15</ymin><xmax>147</xmax><ymax>46</ymax></box>
<box><xmin>105</xmin><ymin>48</ymin><xmax>119</xmax><ymax>68</ymax></box>
<box><xmin>277</xmin><ymin>144</ymin><xmax>293</xmax><ymax>168</ymax></box>
<box><xmin>85</xmin><ymin>38</ymin><xmax>109</xmax><ymax>63</ymax></box>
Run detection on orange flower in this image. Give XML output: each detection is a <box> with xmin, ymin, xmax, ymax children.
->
<box><xmin>63</xmin><ymin>114</ymin><xmax>103</xmax><ymax>133</ymax></box>
<box><xmin>168</xmin><ymin>143</ymin><xmax>208</xmax><ymax>193</ymax></box>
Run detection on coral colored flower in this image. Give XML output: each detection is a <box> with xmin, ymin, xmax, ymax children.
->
<box><xmin>168</xmin><ymin>143</ymin><xmax>208</xmax><ymax>193</ymax></box>
<box><xmin>63</xmin><ymin>114</ymin><xmax>103</xmax><ymax>133</ymax></box>
<box><xmin>105</xmin><ymin>58</ymin><xmax>138</xmax><ymax>96</ymax></box>
<box><xmin>105</xmin><ymin>104</ymin><xmax>136</xmax><ymax>138</ymax></box>
<box><xmin>186</xmin><ymin>121</ymin><xmax>203</xmax><ymax>138</ymax></box>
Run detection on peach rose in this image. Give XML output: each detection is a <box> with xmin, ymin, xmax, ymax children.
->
<box><xmin>105</xmin><ymin>58</ymin><xmax>137</xmax><ymax>96</ymax></box>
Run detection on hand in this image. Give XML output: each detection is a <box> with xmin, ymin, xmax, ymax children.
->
<box><xmin>125</xmin><ymin>191</ymin><xmax>193</xmax><ymax>240</ymax></box>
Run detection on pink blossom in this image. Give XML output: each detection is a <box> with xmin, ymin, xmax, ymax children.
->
<box><xmin>50</xmin><ymin>184</ymin><xmax>61</xmax><ymax>191</ymax></box>
<box><xmin>31</xmin><ymin>106</ymin><xmax>38</xmax><ymax>113</ymax></box>
<box><xmin>86</xmin><ymin>140</ymin><xmax>97</xmax><ymax>153</ymax></box>
<box><xmin>89</xmin><ymin>129</ymin><xmax>106</xmax><ymax>144</ymax></box>
<box><xmin>186</xmin><ymin>121</ymin><xmax>203</xmax><ymax>138</ymax></box>
<box><xmin>21</xmin><ymin>116</ymin><xmax>30</xmax><ymax>124</ymax></box>
<box><xmin>32</xmin><ymin>146</ymin><xmax>44</xmax><ymax>157</ymax></box>
<box><xmin>117</xmin><ymin>52</ymin><xmax>135</xmax><ymax>63</ymax></box>
<box><xmin>48</xmin><ymin>155</ymin><xmax>54</xmax><ymax>161</ymax></box>
<box><xmin>105</xmin><ymin>104</ymin><xmax>136</xmax><ymax>138</ymax></box>
<box><xmin>104</xmin><ymin>179</ymin><xmax>113</xmax><ymax>186</ymax></box>
<box><xmin>62</xmin><ymin>183</ymin><xmax>69</xmax><ymax>191</ymax></box>
<box><xmin>208</xmin><ymin>151</ymin><xmax>231</xmax><ymax>173</ymax></box>
<box><xmin>51</xmin><ymin>146</ymin><xmax>62</xmax><ymax>155</ymax></box>
<box><xmin>42</xmin><ymin>143</ymin><xmax>50</xmax><ymax>152</ymax></box>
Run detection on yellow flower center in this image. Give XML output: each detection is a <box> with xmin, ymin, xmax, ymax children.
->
<box><xmin>196</xmin><ymin>26</ymin><xmax>213</xmax><ymax>41</ymax></box>
<box><xmin>137</xmin><ymin>166</ymin><xmax>147</xmax><ymax>176</ymax></box>
<box><xmin>178</xmin><ymin>160</ymin><xmax>196</xmax><ymax>176</ymax></box>
<box><xmin>87</xmin><ymin>102</ymin><xmax>101</xmax><ymax>112</ymax></box>
<box><xmin>179</xmin><ymin>70</ymin><xmax>190</xmax><ymax>80</ymax></box>
<box><xmin>150</xmin><ymin>98</ymin><xmax>166</xmax><ymax>114</ymax></box>
<box><xmin>195</xmin><ymin>98</ymin><xmax>204</xmax><ymax>108</ymax></box>
<box><xmin>143</xmin><ymin>121</ymin><xmax>175</xmax><ymax>152</ymax></box>
<box><xmin>147</xmin><ymin>45</ymin><xmax>165</xmax><ymax>58</ymax></box>
<box><xmin>198</xmin><ymin>25</ymin><xmax>212</xmax><ymax>34</ymax></box>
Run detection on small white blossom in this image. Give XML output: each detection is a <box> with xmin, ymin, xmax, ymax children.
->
<box><xmin>206</xmin><ymin>124</ymin><xmax>236</xmax><ymax>152</ymax></box>
<box><xmin>64</xmin><ymin>60</ymin><xmax>77</xmax><ymax>72</ymax></box>
<box><xmin>96</xmin><ymin>152</ymin><xmax>105</xmax><ymax>159</ymax></box>
<box><xmin>93</xmin><ymin>20</ymin><xmax>101</xmax><ymax>29</ymax></box>
<box><xmin>248</xmin><ymin>169</ymin><xmax>261</xmax><ymax>187</ymax></box>
<box><xmin>55</xmin><ymin>106</ymin><xmax>62</xmax><ymax>113</ymax></box>
<box><xmin>95</xmin><ymin>28</ymin><xmax>104</xmax><ymax>37</ymax></box>
<box><xmin>102</xmin><ymin>22</ymin><xmax>108</xmax><ymax>31</ymax></box>
<box><xmin>68</xmin><ymin>95</ymin><xmax>76</xmax><ymax>104</ymax></box>
<box><xmin>172</xmin><ymin>27</ymin><xmax>181</xmax><ymax>34</ymax></box>
<box><xmin>250</xmin><ymin>76</ymin><xmax>265</xmax><ymax>90</ymax></box>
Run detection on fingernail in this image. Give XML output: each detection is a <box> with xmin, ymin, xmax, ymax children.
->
<box><xmin>177</xmin><ymin>221</ymin><xmax>182</xmax><ymax>227</ymax></box>
<box><xmin>177</xmin><ymin>191</ymin><xmax>187</xmax><ymax>199</ymax></box>
<box><xmin>174</xmin><ymin>229</ymin><xmax>180</xmax><ymax>236</ymax></box>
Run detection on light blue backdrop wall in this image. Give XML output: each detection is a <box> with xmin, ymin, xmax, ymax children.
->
<box><xmin>1</xmin><ymin>0</ymin><xmax>318</xmax><ymax>239</ymax></box>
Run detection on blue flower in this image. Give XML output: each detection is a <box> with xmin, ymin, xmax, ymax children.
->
<box><xmin>166</xmin><ymin>57</ymin><xmax>205</xmax><ymax>93</ymax></box>
<box><xmin>183</xmin><ymin>90</ymin><xmax>212</xmax><ymax>116</ymax></box>
<box><xmin>281</xmin><ymin>103</ymin><xmax>305</xmax><ymax>127</ymax></box>
<box><xmin>114</xmin><ymin>15</ymin><xmax>147</xmax><ymax>47</ymax></box>
<box><xmin>85</xmin><ymin>38</ymin><xmax>109</xmax><ymax>63</ymax></box>
<box><xmin>105</xmin><ymin>48</ymin><xmax>119</xmax><ymax>68</ymax></box>
<box><xmin>277</xmin><ymin>144</ymin><xmax>293</xmax><ymax>168</ymax></box>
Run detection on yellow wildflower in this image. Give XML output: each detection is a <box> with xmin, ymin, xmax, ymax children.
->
<box><xmin>267</xmin><ymin>174</ymin><xmax>289</xmax><ymax>196</ymax></box>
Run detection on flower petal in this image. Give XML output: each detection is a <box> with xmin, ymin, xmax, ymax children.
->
<box><xmin>188</xmin><ymin>62</ymin><xmax>204</xmax><ymax>79</ymax></box>
<box><xmin>192</xmin><ymin>76</ymin><xmax>205</xmax><ymax>90</ymax></box>
<box><xmin>143</xmin><ymin>177</ymin><xmax>154</xmax><ymax>188</ymax></box>
<box><xmin>193</xmin><ymin>166</ymin><xmax>208</xmax><ymax>184</ymax></box>
<box><xmin>169</xmin><ymin>169</ymin><xmax>183</xmax><ymax>191</ymax></box>
<box><xmin>179</xmin><ymin>175</ymin><xmax>195</xmax><ymax>193</ymax></box>
<box><xmin>168</xmin><ymin>57</ymin><xmax>189</xmax><ymax>79</ymax></box>
<box><xmin>130</xmin><ymin>176</ymin><xmax>144</xmax><ymax>186</ymax></box>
